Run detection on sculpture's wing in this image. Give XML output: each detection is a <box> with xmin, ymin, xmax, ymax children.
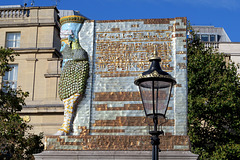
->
<box><xmin>72</xmin><ymin>48</ymin><xmax>88</xmax><ymax>61</ymax></box>
<box><xmin>62</xmin><ymin>45</ymin><xmax>74</xmax><ymax>59</ymax></box>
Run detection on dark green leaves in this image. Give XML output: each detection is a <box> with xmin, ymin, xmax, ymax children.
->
<box><xmin>0</xmin><ymin>47</ymin><xmax>18</xmax><ymax>76</ymax></box>
<box><xmin>187</xmin><ymin>24</ymin><xmax>240</xmax><ymax>159</ymax></box>
<box><xmin>0</xmin><ymin>48</ymin><xmax>43</xmax><ymax>160</ymax></box>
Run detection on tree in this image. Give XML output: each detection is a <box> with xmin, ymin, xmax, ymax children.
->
<box><xmin>187</xmin><ymin>26</ymin><xmax>240</xmax><ymax>159</ymax></box>
<box><xmin>0</xmin><ymin>47</ymin><xmax>44</xmax><ymax>160</ymax></box>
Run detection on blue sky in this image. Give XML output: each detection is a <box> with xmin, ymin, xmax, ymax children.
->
<box><xmin>1</xmin><ymin>0</ymin><xmax>240</xmax><ymax>42</ymax></box>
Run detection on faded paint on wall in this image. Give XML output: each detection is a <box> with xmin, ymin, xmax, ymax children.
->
<box><xmin>46</xmin><ymin>17</ymin><xmax>188</xmax><ymax>151</ymax></box>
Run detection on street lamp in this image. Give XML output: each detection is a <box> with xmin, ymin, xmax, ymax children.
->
<box><xmin>134</xmin><ymin>49</ymin><xmax>176</xmax><ymax>160</ymax></box>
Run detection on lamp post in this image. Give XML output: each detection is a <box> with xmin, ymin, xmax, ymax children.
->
<box><xmin>134</xmin><ymin>49</ymin><xmax>176</xmax><ymax>160</ymax></box>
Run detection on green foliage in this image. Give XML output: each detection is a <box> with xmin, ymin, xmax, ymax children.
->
<box><xmin>0</xmin><ymin>48</ymin><xmax>44</xmax><ymax>160</ymax></box>
<box><xmin>187</xmin><ymin>25</ymin><xmax>240</xmax><ymax>159</ymax></box>
<box><xmin>212</xmin><ymin>143</ymin><xmax>240</xmax><ymax>160</ymax></box>
<box><xmin>0</xmin><ymin>47</ymin><xmax>18</xmax><ymax>76</ymax></box>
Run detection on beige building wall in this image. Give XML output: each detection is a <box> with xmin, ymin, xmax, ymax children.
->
<box><xmin>192</xmin><ymin>26</ymin><xmax>240</xmax><ymax>75</ymax></box>
<box><xmin>0</xmin><ymin>6</ymin><xmax>64</xmax><ymax>136</ymax></box>
<box><xmin>203</xmin><ymin>42</ymin><xmax>240</xmax><ymax>74</ymax></box>
<box><xmin>219</xmin><ymin>42</ymin><xmax>240</xmax><ymax>74</ymax></box>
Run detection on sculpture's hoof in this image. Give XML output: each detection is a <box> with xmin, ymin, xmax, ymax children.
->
<box><xmin>54</xmin><ymin>130</ymin><xmax>67</xmax><ymax>136</ymax></box>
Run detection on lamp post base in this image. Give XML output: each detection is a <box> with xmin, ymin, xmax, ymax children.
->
<box><xmin>149</xmin><ymin>130</ymin><xmax>164</xmax><ymax>160</ymax></box>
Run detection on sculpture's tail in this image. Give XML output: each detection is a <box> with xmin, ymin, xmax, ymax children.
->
<box><xmin>55</xmin><ymin>93</ymin><xmax>81</xmax><ymax>136</ymax></box>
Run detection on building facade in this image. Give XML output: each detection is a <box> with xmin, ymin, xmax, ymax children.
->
<box><xmin>192</xmin><ymin>25</ymin><xmax>231</xmax><ymax>43</ymax></box>
<box><xmin>192</xmin><ymin>25</ymin><xmax>240</xmax><ymax>74</ymax></box>
<box><xmin>0</xmin><ymin>5</ymin><xmax>63</xmax><ymax>135</ymax></box>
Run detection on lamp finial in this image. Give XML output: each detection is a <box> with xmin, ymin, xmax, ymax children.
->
<box><xmin>150</xmin><ymin>45</ymin><xmax>161</xmax><ymax>61</ymax></box>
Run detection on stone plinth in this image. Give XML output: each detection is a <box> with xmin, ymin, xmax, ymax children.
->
<box><xmin>34</xmin><ymin>151</ymin><xmax>198</xmax><ymax>160</ymax></box>
<box><xmin>34</xmin><ymin>16</ymin><xmax>198</xmax><ymax>159</ymax></box>
<box><xmin>44</xmin><ymin>134</ymin><xmax>189</xmax><ymax>151</ymax></box>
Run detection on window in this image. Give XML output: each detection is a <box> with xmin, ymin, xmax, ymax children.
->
<box><xmin>210</xmin><ymin>35</ymin><xmax>216</xmax><ymax>42</ymax></box>
<box><xmin>2</xmin><ymin>64</ymin><xmax>18</xmax><ymax>91</ymax></box>
<box><xmin>6</xmin><ymin>32</ymin><xmax>21</xmax><ymax>48</ymax></box>
<box><xmin>217</xmin><ymin>35</ymin><xmax>221</xmax><ymax>42</ymax></box>
<box><xmin>201</xmin><ymin>34</ymin><xmax>209</xmax><ymax>42</ymax></box>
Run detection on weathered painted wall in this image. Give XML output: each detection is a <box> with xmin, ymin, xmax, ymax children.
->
<box><xmin>46</xmin><ymin>17</ymin><xmax>188</xmax><ymax>151</ymax></box>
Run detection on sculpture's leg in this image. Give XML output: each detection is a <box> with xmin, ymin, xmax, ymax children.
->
<box><xmin>55</xmin><ymin>93</ymin><xmax>80</xmax><ymax>136</ymax></box>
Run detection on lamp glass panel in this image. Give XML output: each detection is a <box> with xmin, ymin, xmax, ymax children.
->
<box><xmin>139</xmin><ymin>84</ymin><xmax>153</xmax><ymax>116</ymax></box>
<box><xmin>139</xmin><ymin>80</ymin><xmax>172</xmax><ymax>118</ymax></box>
<box><xmin>154</xmin><ymin>81</ymin><xmax>172</xmax><ymax>116</ymax></box>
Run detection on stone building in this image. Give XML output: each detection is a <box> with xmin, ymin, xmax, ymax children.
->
<box><xmin>192</xmin><ymin>25</ymin><xmax>240</xmax><ymax>74</ymax></box>
<box><xmin>0</xmin><ymin>5</ymin><xmax>63</xmax><ymax>135</ymax></box>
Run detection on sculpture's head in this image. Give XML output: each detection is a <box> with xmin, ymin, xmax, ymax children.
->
<box><xmin>60</xmin><ymin>15</ymin><xmax>88</xmax><ymax>52</ymax></box>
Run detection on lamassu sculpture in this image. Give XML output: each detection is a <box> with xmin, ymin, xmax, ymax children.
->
<box><xmin>55</xmin><ymin>15</ymin><xmax>89</xmax><ymax>136</ymax></box>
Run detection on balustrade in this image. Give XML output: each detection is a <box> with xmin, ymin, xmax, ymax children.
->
<box><xmin>204</xmin><ymin>42</ymin><xmax>219</xmax><ymax>49</ymax></box>
<box><xmin>0</xmin><ymin>8</ymin><xmax>30</xmax><ymax>18</ymax></box>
